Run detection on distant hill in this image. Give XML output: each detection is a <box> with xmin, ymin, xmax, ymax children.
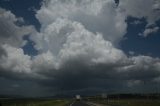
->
<box><xmin>0</xmin><ymin>94</ymin><xmax>24</xmax><ymax>99</ymax></box>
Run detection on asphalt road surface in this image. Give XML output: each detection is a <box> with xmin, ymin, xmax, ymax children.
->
<box><xmin>70</xmin><ymin>101</ymin><xmax>90</xmax><ymax>106</ymax></box>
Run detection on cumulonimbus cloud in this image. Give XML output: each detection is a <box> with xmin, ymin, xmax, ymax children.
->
<box><xmin>0</xmin><ymin>0</ymin><xmax>160</xmax><ymax>95</ymax></box>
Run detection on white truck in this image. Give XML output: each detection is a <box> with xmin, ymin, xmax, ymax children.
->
<box><xmin>75</xmin><ymin>95</ymin><xmax>81</xmax><ymax>101</ymax></box>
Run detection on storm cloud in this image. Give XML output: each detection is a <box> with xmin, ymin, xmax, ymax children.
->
<box><xmin>0</xmin><ymin>0</ymin><xmax>160</xmax><ymax>97</ymax></box>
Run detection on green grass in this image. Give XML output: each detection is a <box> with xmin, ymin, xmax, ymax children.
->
<box><xmin>92</xmin><ymin>99</ymin><xmax>160</xmax><ymax>106</ymax></box>
<box><xmin>0</xmin><ymin>99</ymin><xmax>71</xmax><ymax>106</ymax></box>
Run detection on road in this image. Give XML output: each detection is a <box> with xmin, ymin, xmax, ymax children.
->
<box><xmin>70</xmin><ymin>101</ymin><xmax>90</xmax><ymax>106</ymax></box>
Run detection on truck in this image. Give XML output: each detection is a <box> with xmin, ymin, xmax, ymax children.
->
<box><xmin>75</xmin><ymin>95</ymin><xmax>81</xmax><ymax>101</ymax></box>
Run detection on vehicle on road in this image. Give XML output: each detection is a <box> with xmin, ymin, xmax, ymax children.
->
<box><xmin>75</xmin><ymin>95</ymin><xmax>81</xmax><ymax>101</ymax></box>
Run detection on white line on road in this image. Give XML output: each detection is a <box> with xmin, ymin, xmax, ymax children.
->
<box><xmin>69</xmin><ymin>101</ymin><xmax>75</xmax><ymax>106</ymax></box>
<box><xmin>86</xmin><ymin>102</ymin><xmax>107</xmax><ymax>106</ymax></box>
<box><xmin>85</xmin><ymin>102</ymin><xmax>97</xmax><ymax>106</ymax></box>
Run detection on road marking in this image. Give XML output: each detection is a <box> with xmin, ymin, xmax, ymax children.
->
<box><xmin>85</xmin><ymin>102</ymin><xmax>108</xmax><ymax>106</ymax></box>
<box><xmin>85</xmin><ymin>102</ymin><xmax>96</xmax><ymax>106</ymax></box>
<box><xmin>69</xmin><ymin>101</ymin><xmax>75</xmax><ymax>106</ymax></box>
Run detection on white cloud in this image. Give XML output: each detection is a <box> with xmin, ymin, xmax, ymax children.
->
<box><xmin>57</xmin><ymin>19</ymin><xmax>127</xmax><ymax>66</ymax></box>
<box><xmin>142</xmin><ymin>26</ymin><xmax>159</xmax><ymax>37</ymax></box>
<box><xmin>31</xmin><ymin>18</ymin><xmax>127</xmax><ymax>69</ymax></box>
<box><xmin>0</xmin><ymin>8</ymin><xmax>36</xmax><ymax>79</ymax></box>
<box><xmin>36</xmin><ymin>0</ymin><xmax>127</xmax><ymax>45</ymax></box>
<box><xmin>0</xmin><ymin>8</ymin><xmax>35</xmax><ymax>47</ymax></box>
<box><xmin>120</xmin><ymin>0</ymin><xmax>160</xmax><ymax>38</ymax></box>
<box><xmin>36</xmin><ymin>0</ymin><xmax>111</xmax><ymax>26</ymax></box>
<box><xmin>29</xmin><ymin>0</ymin><xmax>160</xmax><ymax>91</ymax></box>
<box><xmin>119</xmin><ymin>0</ymin><xmax>160</xmax><ymax>25</ymax></box>
<box><xmin>32</xmin><ymin>51</ymin><xmax>56</xmax><ymax>71</ymax></box>
<box><xmin>0</xmin><ymin>44</ymin><xmax>32</xmax><ymax>74</ymax></box>
<box><xmin>30</xmin><ymin>17</ymin><xmax>160</xmax><ymax>87</ymax></box>
<box><xmin>118</xmin><ymin>55</ymin><xmax>160</xmax><ymax>81</ymax></box>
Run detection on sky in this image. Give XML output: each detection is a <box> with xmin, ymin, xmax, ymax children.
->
<box><xmin>0</xmin><ymin>0</ymin><xmax>160</xmax><ymax>97</ymax></box>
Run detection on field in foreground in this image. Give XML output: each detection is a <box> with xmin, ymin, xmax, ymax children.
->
<box><xmin>91</xmin><ymin>99</ymin><xmax>160</xmax><ymax>106</ymax></box>
<box><xmin>0</xmin><ymin>99</ymin><xmax>70</xmax><ymax>106</ymax></box>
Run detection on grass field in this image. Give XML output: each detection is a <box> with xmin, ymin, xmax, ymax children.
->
<box><xmin>0</xmin><ymin>99</ymin><xmax>70</xmax><ymax>106</ymax></box>
<box><xmin>92</xmin><ymin>99</ymin><xmax>160</xmax><ymax>106</ymax></box>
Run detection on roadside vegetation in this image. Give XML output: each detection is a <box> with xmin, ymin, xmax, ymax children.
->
<box><xmin>0</xmin><ymin>99</ymin><xmax>71</xmax><ymax>106</ymax></box>
<box><xmin>87</xmin><ymin>98</ymin><xmax>160</xmax><ymax>106</ymax></box>
<box><xmin>85</xmin><ymin>94</ymin><xmax>160</xmax><ymax>106</ymax></box>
